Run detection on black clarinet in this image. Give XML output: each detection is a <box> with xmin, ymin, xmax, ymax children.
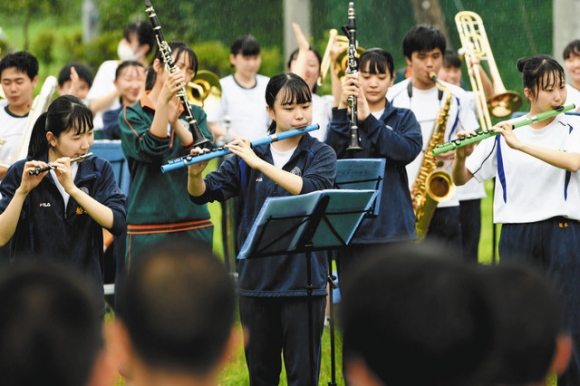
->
<box><xmin>144</xmin><ymin>0</ymin><xmax>211</xmax><ymax>148</ymax></box>
<box><xmin>342</xmin><ymin>2</ymin><xmax>362</xmax><ymax>151</ymax></box>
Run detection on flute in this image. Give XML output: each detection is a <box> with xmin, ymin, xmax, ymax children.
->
<box><xmin>29</xmin><ymin>153</ymin><xmax>94</xmax><ymax>176</ymax></box>
<box><xmin>431</xmin><ymin>104</ymin><xmax>575</xmax><ymax>156</ymax></box>
<box><xmin>161</xmin><ymin>124</ymin><xmax>319</xmax><ymax>173</ymax></box>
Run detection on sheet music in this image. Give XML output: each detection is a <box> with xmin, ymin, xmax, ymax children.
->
<box><xmin>237</xmin><ymin>189</ymin><xmax>377</xmax><ymax>259</ymax></box>
<box><xmin>335</xmin><ymin>159</ymin><xmax>385</xmax><ymax>216</ymax></box>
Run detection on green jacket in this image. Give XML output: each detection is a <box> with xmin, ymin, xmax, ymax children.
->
<box><xmin>119</xmin><ymin>93</ymin><xmax>213</xmax><ymax>240</ymax></box>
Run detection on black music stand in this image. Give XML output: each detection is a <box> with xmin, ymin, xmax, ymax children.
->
<box><xmin>323</xmin><ymin>159</ymin><xmax>386</xmax><ymax>385</ymax></box>
<box><xmin>238</xmin><ymin>189</ymin><xmax>378</xmax><ymax>386</ymax></box>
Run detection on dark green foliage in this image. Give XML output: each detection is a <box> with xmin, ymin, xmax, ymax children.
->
<box><xmin>32</xmin><ymin>30</ymin><xmax>55</xmax><ymax>65</ymax></box>
<box><xmin>0</xmin><ymin>0</ymin><xmax>555</xmax><ymax>108</ymax></box>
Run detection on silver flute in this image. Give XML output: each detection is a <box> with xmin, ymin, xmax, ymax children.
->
<box><xmin>28</xmin><ymin>152</ymin><xmax>93</xmax><ymax>176</ymax></box>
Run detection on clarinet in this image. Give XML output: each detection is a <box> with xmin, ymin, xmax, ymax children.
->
<box><xmin>144</xmin><ymin>0</ymin><xmax>211</xmax><ymax>148</ymax></box>
<box><xmin>342</xmin><ymin>2</ymin><xmax>362</xmax><ymax>151</ymax></box>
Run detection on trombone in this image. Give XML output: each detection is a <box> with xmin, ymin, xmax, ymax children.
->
<box><xmin>455</xmin><ymin>11</ymin><xmax>522</xmax><ymax>126</ymax></box>
<box><xmin>186</xmin><ymin>70</ymin><xmax>222</xmax><ymax>111</ymax></box>
<box><xmin>318</xmin><ymin>29</ymin><xmax>365</xmax><ymax>87</ymax></box>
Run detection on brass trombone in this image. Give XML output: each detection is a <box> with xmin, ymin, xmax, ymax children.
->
<box><xmin>186</xmin><ymin>70</ymin><xmax>222</xmax><ymax>110</ymax></box>
<box><xmin>455</xmin><ymin>11</ymin><xmax>522</xmax><ymax>122</ymax></box>
<box><xmin>317</xmin><ymin>30</ymin><xmax>365</xmax><ymax>87</ymax></box>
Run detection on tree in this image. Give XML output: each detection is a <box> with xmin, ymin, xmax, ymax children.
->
<box><xmin>3</xmin><ymin>0</ymin><xmax>67</xmax><ymax>51</ymax></box>
<box><xmin>409</xmin><ymin>0</ymin><xmax>452</xmax><ymax>49</ymax></box>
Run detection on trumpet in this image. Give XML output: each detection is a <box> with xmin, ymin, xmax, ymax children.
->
<box><xmin>455</xmin><ymin>11</ymin><xmax>522</xmax><ymax>119</ymax></box>
<box><xmin>28</xmin><ymin>152</ymin><xmax>93</xmax><ymax>176</ymax></box>
<box><xmin>186</xmin><ymin>70</ymin><xmax>222</xmax><ymax>109</ymax></box>
<box><xmin>431</xmin><ymin>104</ymin><xmax>575</xmax><ymax>156</ymax></box>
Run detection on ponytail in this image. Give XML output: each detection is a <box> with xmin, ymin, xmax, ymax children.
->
<box><xmin>27</xmin><ymin>112</ymin><xmax>49</xmax><ymax>159</ymax></box>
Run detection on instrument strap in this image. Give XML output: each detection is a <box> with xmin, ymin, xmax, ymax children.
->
<box><xmin>407</xmin><ymin>80</ymin><xmax>444</xmax><ymax>101</ymax></box>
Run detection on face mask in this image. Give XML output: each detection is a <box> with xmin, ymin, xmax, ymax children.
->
<box><xmin>117</xmin><ymin>42</ymin><xmax>141</xmax><ymax>61</ymax></box>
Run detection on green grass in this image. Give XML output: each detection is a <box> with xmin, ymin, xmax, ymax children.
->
<box><xmin>478</xmin><ymin>179</ymin><xmax>500</xmax><ymax>265</ymax></box>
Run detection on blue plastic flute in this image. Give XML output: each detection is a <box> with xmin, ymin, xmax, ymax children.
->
<box><xmin>161</xmin><ymin>124</ymin><xmax>320</xmax><ymax>173</ymax></box>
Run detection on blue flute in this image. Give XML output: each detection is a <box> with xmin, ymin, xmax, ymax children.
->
<box><xmin>431</xmin><ymin>104</ymin><xmax>575</xmax><ymax>156</ymax></box>
<box><xmin>161</xmin><ymin>124</ymin><xmax>320</xmax><ymax>173</ymax></box>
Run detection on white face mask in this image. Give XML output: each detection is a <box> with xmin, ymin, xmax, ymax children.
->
<box><xmin>117</xmin><ymin>42</ymin><xmax>141</xmax><ymax>61</ymax></box>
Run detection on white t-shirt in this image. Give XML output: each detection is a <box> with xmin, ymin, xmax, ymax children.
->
<box><xmin>456</xmin><ymin>90</ymin><xmax>487</xmax><ymax>201</ymax></box>
<box><xmin>310</xmin><ymin>93</ymin><xmax>334</xmax><ymax>141</ymax></box>
<box><xmin>466</xmin><ymin>114</ymin><xmax>580</xmax><ymax>223</ymax></box>
<box><xmin>86</xmin><ymin>60</ymin><xmax>121</xmax><ymax>131</ymax></box>
<box><xmin>207</xmin><ymin>74</ymin><xmax>271</xmax><ymax>141</ymax></box>
<box><xmin>0</xmin><ymin>99</ymin><xmax>28</xmax><ymax>172</ymax></box>
<box><xmin>387</xmin><ymin>78</ymin><xmax>479</xmax><ymax>207</ymax></box>
<box><xmin>566</xmin><ymin>84</ymin><xmax>580</xmax><ymax>110</ymax></box>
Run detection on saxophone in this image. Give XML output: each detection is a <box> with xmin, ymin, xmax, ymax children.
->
<box><xmin>412</xmin><ymin>72</ymin><xmax>456</xmax><ymax>241</ymax></box>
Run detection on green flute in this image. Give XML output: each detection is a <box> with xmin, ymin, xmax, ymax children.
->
<box><xmin>432</xmin><ymin>104</ymin><xmax>576</xmax><ymax>156</ymax></box>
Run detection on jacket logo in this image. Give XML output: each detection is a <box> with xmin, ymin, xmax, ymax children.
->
<box><xmin>39</xmin><ymin>202</ymin><xmax>51</xmax><ymax>207</ymax></box>
<box><xmin>256</xmin><ymin>177</ymin><xmax>263</xmax><ymax>182</ymax></box>
<box><xmin>290</xmin><ymin>167</ymin><xmax>302</xmax><ymax>177</ymax></box>
<box><xmin>76</xmin><ymin>206</ymin><xmax>88</xmax><ymax>215</ymax></box>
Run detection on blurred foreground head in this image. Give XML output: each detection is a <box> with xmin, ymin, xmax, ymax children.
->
<box><xmin>339</xmin><ymin>241</ymin><xmax>495</xmax><ymax>386</ymax></box>
<box><xmin>0</xmin><ymin>264</ymin><xmax>110</xmax><ymax>386</ymax></box>
<box><xmin>115</xmin><ymin>240</ymin><xmax>237</xmax><ymax>381</ymax></box>
<box><xmin>481</xmin><ymin>263</ymin><xmax>571</xmax><ymax>386</ymax></box>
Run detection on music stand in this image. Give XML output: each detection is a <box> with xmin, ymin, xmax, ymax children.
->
<box><xmin>238</xmin><ymin>189</ymin><xmax>378</xmax><ymax>386</ymax></box>
<box><xmin>323</xmin><ymin>158</ymin><xmax>386</xmax><ymax>385</ymax></box>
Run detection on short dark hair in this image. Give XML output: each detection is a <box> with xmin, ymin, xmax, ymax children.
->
<box><xmin>28</xmin><ymin>95</ymin><xmax>94</xmax><ymax>159</ymax></box>
<box><xmin>286</xmin><ymin>46</ymin><xmax>322</xmax><ymax>92</ymax></box>
<box><xmin>0</xmin><ymin>264</ymin><xmax>103</xmax><ymax>386</ymax></box>
<box><xmin>124</xmin><ymin>20</ymin><xmax>155</xmax><ymax>56</ymax></box>
<box><xmin>116</xmin><ymin>240</ymin><xmax>236</xmax><ymax>375</ymax></box>
<box><xmin>340</xmin><ymin>242</ymin><xmax>496</xmax><ymax>386</ymax></box>
<box><xmin>0</xmin><ymin>51</ymin><xmax>39</xmax><ymax>81</ymax></box>
<box><xmin>286</xmin><ymin>47</ymin><xmax>322</xmax><ymax>70</ymax></box>
<box><xmin>358</xmin><ymin>48</ymin><xmax>395</xmax><ymax>77</ymax></box>
<box><xmin>148</xmin><ymin>41</ymin><xmax>198</xmax><ymax>89</ymax></box>
<box><xmin>481</xmin><ymin>263</ymin><xmax>565</xmax><ymax>385</ymax></box>
<box><xmin>516</xmin><ymin>55</ymin><xmax>565</xmax><ymax>99</ymax></box>
<box><xmin>265</xmin><ymin>72</ymin><xmax>312</xmax><ymax>134</ymax></box>
<box><xmin>230</xmin><ymin>35</ymin><xmax>260</xmax><ymax>56</ymax></box>
<box><xmin>57</xmin><ymin>63</ymin><xmax>94</xmax><ymax>88</ymax></box>
<box><xmin>115</xmin><ymin>60</ymin><xmax>145</xmax><ymax>80</ymax></box>
<box><xmin>563</xmin><ymin>39</ymin><xmax>580</xmax><ymax>60</ymax></box>
<box><xmin>443</xmin><ymin>49</ymin><xmax>461</xmax><ymax>69</ymax></box>
<box><xmin>402</xmin><ymin>25</ymin><xmax>447</xmax><ymax>59</ymax></box>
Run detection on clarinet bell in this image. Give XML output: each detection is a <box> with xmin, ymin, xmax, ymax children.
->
<box><xmin>346</xmin><ymin>124</ymin><xmax>363</xmax><ymax>151</ymax></box>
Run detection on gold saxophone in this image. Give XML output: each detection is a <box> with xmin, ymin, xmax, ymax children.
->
<box><xmin>412</xmin><ymin>72</ymin><xmax>456</xmax><ymax>241</ymax></box>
